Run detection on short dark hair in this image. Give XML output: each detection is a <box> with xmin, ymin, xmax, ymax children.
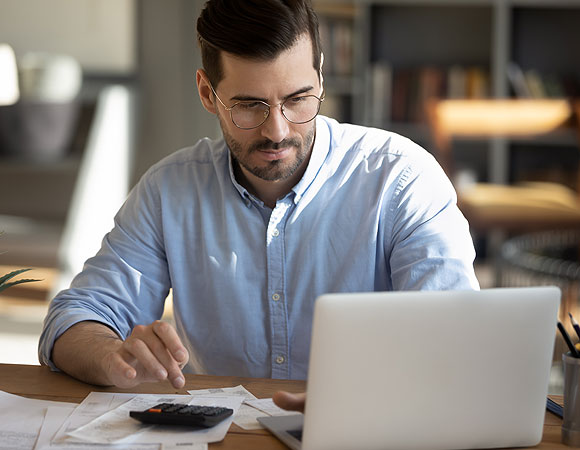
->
<box><xmin>197</xmin><ymin>0</ymin><xmax>322</xmax><ymax>87</ymax></box>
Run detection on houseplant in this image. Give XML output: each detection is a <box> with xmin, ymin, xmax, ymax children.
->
<box><xmin>0</xmin><ymin>232</ymin><xmax>39</xmax><ymax>293</ymax></box>
<box><xmin>0</xmin><ymin>268</ymin><xmax>39</xmax><ymax>293</ymax></box>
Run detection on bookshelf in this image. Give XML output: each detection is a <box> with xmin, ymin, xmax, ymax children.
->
<box><xmin>315</xmin><ymin>0</ymin><xmax>580</xmax><ymax>187</ymax></box>
<box><xmin>313</xmin><ymin>2</ymin><xmax>361</xmax><ymax>123</ymax></box>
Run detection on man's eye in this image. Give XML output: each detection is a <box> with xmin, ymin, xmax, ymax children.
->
<box><xmin>288</xmin><ymin>96</ymin><xmax>307</xmax><ymax>104</ymax></box>
<box><xmin>237</xmin><ymin>102</ymin><xmax>263</xmax><ymax>110</ymax></box>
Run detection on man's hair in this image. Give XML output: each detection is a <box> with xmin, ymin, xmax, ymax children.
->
<box><xmin>197</xmin><ymin>0</ymin><xmax>322</xmax><ymax>87</ymax></box>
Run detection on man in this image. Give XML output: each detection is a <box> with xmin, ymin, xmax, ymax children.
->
<box><xmin>39</xmin><ymin>0</ymin><xmax>479</xmax><ymax>399</ymax></box>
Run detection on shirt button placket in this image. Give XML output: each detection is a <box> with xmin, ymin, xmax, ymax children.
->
<box><xmin>267</xmin><ymin>201</ymin><xmax>291</xmax><ymax>378</ymax></box>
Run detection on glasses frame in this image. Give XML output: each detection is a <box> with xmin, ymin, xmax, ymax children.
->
<box><xmin>209</xmin><ymin>83</ymin><xmax>325</xmax><ymax>130</ymax></box>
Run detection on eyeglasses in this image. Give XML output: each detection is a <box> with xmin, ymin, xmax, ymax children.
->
<box><xmin>210</xmin><ymin>83</ymin><xmax>324</xmax><ymax>130</ymax></box>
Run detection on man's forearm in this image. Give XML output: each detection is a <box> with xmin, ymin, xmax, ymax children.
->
<box><xmin>51</xmin><ymin>321</ymin><xmax>124</xmax><ymax>386</ymax></box>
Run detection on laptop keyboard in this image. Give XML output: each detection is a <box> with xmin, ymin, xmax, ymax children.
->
<box><xmin>288</xmin><ymin>428</ymin><xmax>303</xmax><ymax>442</ymax></box>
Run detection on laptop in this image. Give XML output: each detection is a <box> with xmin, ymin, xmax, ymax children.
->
<box><xmin>259</xmin><ymin>287</ymin><xmax>560</xmax><ymax>450</ymax></box>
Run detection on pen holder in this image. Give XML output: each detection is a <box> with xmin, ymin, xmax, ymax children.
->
<box><xmin>563</xmin><ymin>353</ymin><xmax>580</xmax><ymax>446</ymax></box>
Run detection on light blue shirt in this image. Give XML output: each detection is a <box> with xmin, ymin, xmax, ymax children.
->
<box><xmin>39</xmin><ymin>115</ymin><xmax>479</xmax><ymax>380</ymax></box>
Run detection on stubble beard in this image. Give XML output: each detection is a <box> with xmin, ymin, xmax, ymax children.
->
<box><xmin>220</xmin><ymin>117</ymin><xmax>316</xmax><ymax>182</ymax></box>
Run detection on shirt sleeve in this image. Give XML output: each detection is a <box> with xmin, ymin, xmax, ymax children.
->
<box><xmin>38</xmin><ymin>168</ymin><xmax>171</xmax><ymax>369</ymax></box>
<box><xmin>387</xmin><ymin>149</ymin><xmax>480</xmax><ymax>291</ymax></box>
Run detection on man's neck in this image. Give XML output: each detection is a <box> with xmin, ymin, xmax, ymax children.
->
<box><xmin>235</xmin><ymin>162</ymin><xmax>308</xmax><ymax>209</ymax></box>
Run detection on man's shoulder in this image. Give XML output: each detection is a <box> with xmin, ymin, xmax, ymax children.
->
<box><xmin>147</xmin><ymin>137</ymin><xmax>227</xmax><ymax>177</ymax></box>
<box><xmin>321</xmin><ymin>116</ymin><xmax>433</xmax><ymax>163</ymax></box>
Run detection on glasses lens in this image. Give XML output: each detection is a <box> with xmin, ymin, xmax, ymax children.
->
<box><xmin>282</xmin><ymin>95</ymin><xmax>322</xmax><ymax>124</ymax></box>
<box><xmin>231</xmin><ymin>102</ymin><xmax>270</xmax><ymax>129</ymax></box>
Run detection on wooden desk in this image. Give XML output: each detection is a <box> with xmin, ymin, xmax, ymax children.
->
<box><xmin>0</xmin><ymin>364</ymin><xmax>567</xmax><ymax>449</ymax></box>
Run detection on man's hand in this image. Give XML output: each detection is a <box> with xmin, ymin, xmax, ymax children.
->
<box><xmin>52</xmin><ymin>320</ymin><xmax>189</xmax><ymax>389</ymax></box>
<box><xmin>103</xmin><ymin>320</ymin><xmax>189</xmax><ymax>389</ymax></box>
<box><xmin>272</xmin><ymin>391</ymin><xmax>306</xmax><ymax>413</ymax></box>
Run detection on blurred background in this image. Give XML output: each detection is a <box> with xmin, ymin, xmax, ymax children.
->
<box><xmin>0</xmin><ymin>0</ymin><xmax>579</xmax><ymax>383</ymax></box>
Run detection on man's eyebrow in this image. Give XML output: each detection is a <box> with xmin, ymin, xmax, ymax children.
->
<box><xmin>231</xmin><ymin>86</ymin><xmax>315</xmax><ymax>102</ymax></box>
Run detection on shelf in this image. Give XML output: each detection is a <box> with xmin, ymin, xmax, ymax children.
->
<box><xmin>369</xmin><ymin>4</ymin><xmax>492</xmax><ymax>67</ymax></box>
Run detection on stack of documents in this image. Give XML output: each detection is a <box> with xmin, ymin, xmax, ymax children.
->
<box><xmin>0</xmin><ymin>386</ymin><xmax>298</xmax><ymax>450</ymax></box>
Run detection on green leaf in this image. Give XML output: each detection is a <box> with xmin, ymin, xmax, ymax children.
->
<box><xmin>0</xmin><ymin>278</ymin><xmax>41</xmax><ymax>293</ymax></box>
<box><xmin>0</xmin><ymin>268</ymin><xmax>33</xmax><ymax>286</ymax></box>
<box><xmin>0</xmin><ymin>268</ymin><xmax>40</xmax><ymax>293</ymax></box>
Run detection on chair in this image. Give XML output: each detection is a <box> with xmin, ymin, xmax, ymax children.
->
<box><xmin>426</xmin><ymin>99</ymin><xmax>580</xmax><ymax>234</ymax></box>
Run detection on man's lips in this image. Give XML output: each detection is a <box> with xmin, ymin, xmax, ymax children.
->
<box><xmin>256</xmin><ymin>147</ymin><xmax>292</xmax><ymax>161</ymax></box>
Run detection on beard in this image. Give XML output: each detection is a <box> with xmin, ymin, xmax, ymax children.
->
<box><xmin>220</xmin><ymin>116</ymin><xmax>316</xmax><ymax>182</ymax></box>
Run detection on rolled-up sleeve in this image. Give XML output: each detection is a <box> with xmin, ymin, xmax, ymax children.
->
<box><xmin>38</xmin><ymin>168</ymin><xmax>171</xmax><ymax>369</ymax></box>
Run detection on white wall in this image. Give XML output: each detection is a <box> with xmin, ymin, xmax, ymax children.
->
<box><xmin>135</xmin><ymin>0</ymin><xmax>221</xmax><ymax>182</ymax></box>
<box><xmin>0</xmin><ymin>0</ymin><xmax>136</xmax><ymax>74</ymax></box>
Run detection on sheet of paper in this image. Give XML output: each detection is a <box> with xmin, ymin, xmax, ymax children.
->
<box><xmin>186</xmin><ymin>385</ymin><xmax>262</xmax><ymax>430</ymax></box>
<box><xmin>245</xmin><ymin>398</ymin><xmax>297</xmax><ymax>416</ymax></box>
<box><xmin>64</xmin><ymin>393</ymin><xmax>243</xmax><ymax>445</ymax></box>
<box><xmin>229</xmin><ymin>404</ymin><xmax>270</xmax><ymax>430</ymax></box>
<box><xmin>0</xmin><ymin>390</ymin><xmax>76</xmax><ymax>450</ymax></box>
<box><xmin>35</xmin><ymin>406</ymin><xmax>159</xmax><ymax>450</ymax></box>
<box><xmin>187</xmin><ymin>385</ymin><xmax>257</xmax><ymax>401</ymax></box>
<box><xmin>59</xmin><ymin>393</ymin><xmax>190</xmax><ymax>444</ymax></box>
<box><xmin>51</xmin><ymin>391</ymin><xmax>139</xmax><ymax>444</ymax></box>
<box><xmin>162</xmin><ymin>444</ymin><xmax>207</xmax><ymax>450</ymax></box>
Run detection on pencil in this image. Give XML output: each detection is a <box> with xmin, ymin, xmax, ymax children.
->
<box><xmin>558</xmin><ymin>321</ymin><xmax>579</xmax><ymax>357</ymax></box>
<box><xmin>569</xmin><ymin>313</ymin><xmax>580</xmax><ymax>340</ymax></box>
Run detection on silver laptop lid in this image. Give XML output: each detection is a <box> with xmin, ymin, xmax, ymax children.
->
<box><xmin>302</xmin><ymin>287</ymin><xmax>560</xmax><ymax>450</ymax></box>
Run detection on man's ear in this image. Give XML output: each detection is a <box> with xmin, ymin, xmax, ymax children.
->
<box><xmin>319</xmin><ymin>52</ymin><xmax>325</xmax><ymax>91</ymax></box>
<box><xmin>196</xmin><ymin>69</ymin><xmax>217</xmax><ymax>114</ymax></box>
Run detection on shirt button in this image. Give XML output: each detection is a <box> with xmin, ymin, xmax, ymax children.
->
<box><xmin>272</xmin><ymin>228</ymin><xmax>280</xmax><ymax>237</ymax></box>
<box><xmin>272</xmin><ymin>293</ymin><xmax>281</xmax><ymax>301</ymax></box>
<box><xmin>276</xmin><ymin>355</ymin><xmax>285</xmax><ymax>364</ymax></box>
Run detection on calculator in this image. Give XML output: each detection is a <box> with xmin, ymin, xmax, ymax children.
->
<box><xmin>129</xmin><ymin>402</ymin><xmax>234</xmax><ymax>427</ymax></box>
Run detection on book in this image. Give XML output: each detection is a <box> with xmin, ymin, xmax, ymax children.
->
<box><xmin>370</xmin><ymin>62</ymin><xmax>393</xmax><ymax>128</ymax></box>
<box><xmin>525</xmin><ymin>69</ymin><xmax>546</xmax><ymax>98</ymax></box>
<box><xmin>507</xmin><ymin>62</ymin><xmax>532</xmax><ymax>98</ymax></box>
<box><xmin>466</xmin><ymin>67</ymin><xmax>489</xmax><ymax>99</ymax></box>
<box><xmin>447</xmin><ymin>65</ymin><xmax>467</xmax><ymax>99</ymax></box>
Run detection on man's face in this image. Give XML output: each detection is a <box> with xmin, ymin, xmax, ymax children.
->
<box><xmin>212</xmin><ymin>35</ymin><xmax>321</xmax><ymax>183</ymax></box>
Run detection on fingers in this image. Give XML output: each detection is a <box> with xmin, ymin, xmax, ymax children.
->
<box><xmin>108</xmin><ymin>321</ymin><xmax>189</xmax><ymax>389</ymax></box>
<box><xmin>151</xmin><ymin>320</ymin><xmax>189</xmax><ymax>369</ymax></box>
<box><xmin>150</xmin><ymin>321</ymin><xmax>189</xmax><ymax>387</ymax></box>
<box><xmin>103</xmin><ymin>351</ymin><xmax>141</xmax><ymax>388</ymax></box>
<box><xmin>272</xmin><ymin>391</ymin><xmax>306</xmax><ymax>413</ymax></box>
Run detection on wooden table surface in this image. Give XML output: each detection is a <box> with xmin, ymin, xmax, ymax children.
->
<box><xmin>0</xmin><ymin>363</ymin><xmax>569</xmax><ymax>449</ymax></box>
<box><xmin>0</xmin><ymin>363</ymin><xmax>305</xmax><ymax>449</ymax></box>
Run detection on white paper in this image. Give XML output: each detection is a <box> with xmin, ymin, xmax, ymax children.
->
<box><xmin>35</xmin><ymin>406</ymin><xmax>75</xmax><ymax>450</ymax></box>
<box><xmin>35</xmin><ymin>406</ymin><xmax>159</xmax><ymax>450</ymax></box>
<box><xmin>187</xmin><ymin>385</ymin><xmax>257</xmax><ymax>401</ymax></box>
<box><xmin>64</xmin><ymin>393</ymin><xmax>243</xmax><ymax>446</ymax></box>
<box><xmin>65</xmin><ymin>395</ymin><xmax>159</xmax><ymax>443</ymax></box>
<box><xmin>186</xmin><ymin>385</ymin><xmax>263</xmax><ymax>430</ymax></box>
<box><xmin>52</xmin><ymin>392</ymin><xmax>139</xmax><ymax>444</ymax></box>
<box><xmin>162</xmin><ymin>445</ymin><xmax>207</xmax><ymax>450</ymax></box>
<box><xmin>245</xmin><ymin>398</ymin><xmax>297</xmax><ymax>416</ymax></box>
<box><xmin>229</xmin><ymin>404</ymin><xmax>270</xmax><ymax>430</ymax></box>
<box><xmin>0</xmin><ymin>390</ymin><xmax>76</xmax><ymax>450</ymax></box>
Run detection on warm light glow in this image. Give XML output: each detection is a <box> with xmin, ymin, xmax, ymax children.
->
<box><xmin>436</xmin><ymin>99</ymin><xmax>572</xmax><ymax>137</ymax></box>
<box><xmin>0</xmin><ymin>44</ymin><xmax>19</xmax><ymax>106</ymax></box>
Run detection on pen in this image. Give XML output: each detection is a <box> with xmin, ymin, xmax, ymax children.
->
<box><xmin>569</xmin><ymin>313</ymin><xmax>580</xmax><ymax>340</ymax></box>
<box><xmin>558</xmin><ymin>321</ymin><xmax>579</xmax><ymax>357</ymax></box>
<box><xmin>547</xmin><ymin>397</ymin><xmax>563</xmax><ymax>418</ymax></box>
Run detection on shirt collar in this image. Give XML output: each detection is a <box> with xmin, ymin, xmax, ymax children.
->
<box><xmin>291</xmin><ymin>116</ymin><xmax>330</xmax><ymax>203</ymax></box>
<box><xmin>227</xmin><ymin>147</ymin><xmax>254</xmax><ymax>206</ymax></box>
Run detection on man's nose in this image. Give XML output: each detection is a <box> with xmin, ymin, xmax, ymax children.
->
<box><xmin>260</xmin><ymin>105</ymin><xmax>290</xmax><ymax>143</ymax></box>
